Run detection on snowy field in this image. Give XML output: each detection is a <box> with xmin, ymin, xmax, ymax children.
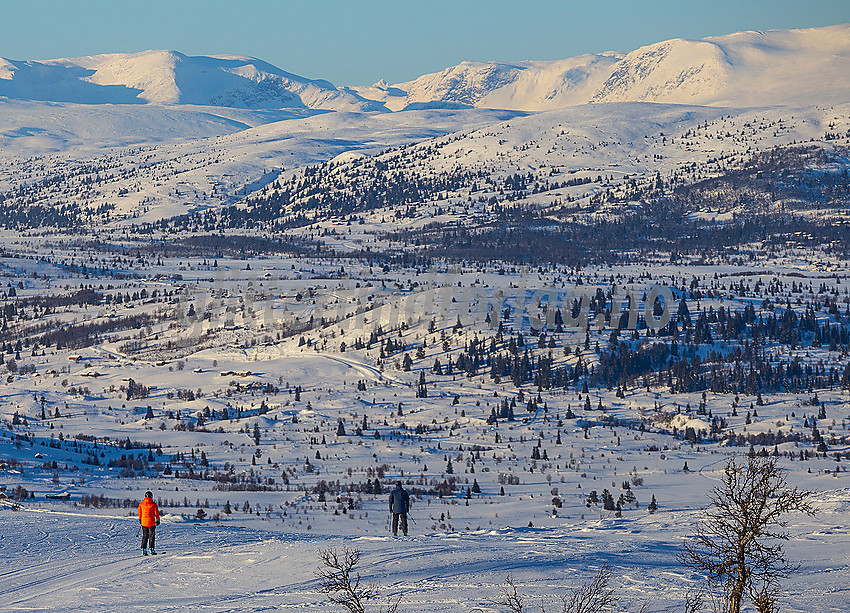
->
<box><xmin>2</xmin><ymin>493</ymin><xmax>850</xmax><ymax>612</ymax></box>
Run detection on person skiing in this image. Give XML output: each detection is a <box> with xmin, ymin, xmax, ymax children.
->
<box><xmin>388</xmin><ymin>481</ymin><xmax>410</xmax><ymax>536</ymax></box>
<box><xmin>138</xmin><ymin>491</ymin><xmax>160</xmax><ymax>555</ymax></box>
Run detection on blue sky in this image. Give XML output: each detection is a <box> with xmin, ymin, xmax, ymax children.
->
<box><xmin>2</xmin><ymin>0</ymin><xmax>848</xmax><ymax>85</ymax></box>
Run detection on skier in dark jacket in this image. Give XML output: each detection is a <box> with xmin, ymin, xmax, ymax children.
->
<box><xmin>389</xmin><ymin>481</ymin><xmax>410</xmax><ymax>536</ymax></box>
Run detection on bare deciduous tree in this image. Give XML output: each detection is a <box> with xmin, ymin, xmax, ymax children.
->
<box><xmin>316</xmin><ymin>547</ymin><xmax>401</xmax><ymax>613</ymax></box>
<box><xmin>487</xmin><ymin>576</ymin><xmax>526</xmax><ymax>613</ymax></box>
<box><xmin>679</xmin><ymin>455</ymin><xmax>816</xmax><ymax>613</ymax></box>
<box><xmin>683</xmin><ymin>591</ymin><xmax>705</xmax><ymax>613</ymax></box>
<box><xmin>559</xmin><ymin>565</ymin><xmax>618</xmax><ymax>613</ymax></box>
<box><xmin>484</xmin><ymin>566</ymin><xmax>619</xmax><ymax>613</ymax></box>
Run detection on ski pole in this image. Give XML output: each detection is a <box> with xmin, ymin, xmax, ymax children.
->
<box><xmin>136</xmin><ymin>525</ymin><xmax>141</xmax><ymax>537</ymax></box>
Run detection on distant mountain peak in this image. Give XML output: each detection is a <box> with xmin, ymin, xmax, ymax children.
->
<box><xmin>0</xmin><ymin>50</ymin><xmax>383</xmax><ymax>111</ymax></box>
<box><xmin>589</xmin><ymin>38</ymin><xmax>730</xmax><ymax>104</ymax></box>
<box><xmin>350</xmin><ymin>23</ymin><xmax>850</xmax><ymax>111</ymax></box>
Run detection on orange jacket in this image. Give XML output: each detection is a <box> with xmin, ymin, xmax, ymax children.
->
<box><xmin>138</xmin><ymin>497</ymin><xmax>160</xmax><ymax>527</ymax></box>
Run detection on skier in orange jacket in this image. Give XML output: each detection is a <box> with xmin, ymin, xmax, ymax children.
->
<box><xmin>138</xmin><ymin>491</ymin><xmax>160</xmax><ymax>555</ymax></box>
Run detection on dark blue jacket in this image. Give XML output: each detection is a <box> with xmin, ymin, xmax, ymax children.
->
<box><xmin>389</xmin><ymin>485</ymin><xmax>409</xmax><ymax>514</ymax></box>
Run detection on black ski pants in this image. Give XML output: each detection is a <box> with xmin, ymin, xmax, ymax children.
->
<box><xmin>391</xmin><ymin>513</ymin><xmax>408</xmax><ymax>535</ymax></box>
<box><xmin>141</xmin><ymin>526</ymin><xmax>156</xmax><ymax>550</ymax></box>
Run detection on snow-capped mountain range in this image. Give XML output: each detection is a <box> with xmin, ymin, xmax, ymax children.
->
<box><xmin>0</xmin><ymin>24</ymin><xmax>847</xmax><ymax>113</ymax></box>
<box><xmin>0</xmin><ymin>50</ymin><xmax>383</xmax><ymax>111</ymax></box>
<box><xmin>353</xmin><ymin>24</ymin><xmax>850</xmax><ymax>110</ymax></box>
<box><xmin>1</xmin><ymin>22</ymin><xmax>848</xmax><ymax>222</ymax></box>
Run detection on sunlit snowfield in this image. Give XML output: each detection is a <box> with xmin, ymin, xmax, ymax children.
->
<box><xmin>2</xmin><ymin>497</ymin><xmax>850</xmax><ymax>612</ymax></box>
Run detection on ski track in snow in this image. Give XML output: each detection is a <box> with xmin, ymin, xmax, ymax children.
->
<box><xmin>321</xmin><ymin>354</ymin><xmax>406</xmax><ymax>387</ymax></box>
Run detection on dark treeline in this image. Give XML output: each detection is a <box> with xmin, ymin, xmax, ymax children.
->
<box><xmin>0</xmin><ymin>201</ymin><xmax>114</xmax><ymax>229</ymax></box>
<box><xmin>0</xmin><ymin>285</ymin><xmax>183</xmax><ymax>350</ymax></box>
<box><xmin>593</xmin><ymin>145</ymin><xmax>850</xmax><ymax>214</ymax></box>
<box><xmin>0</xmin><ymin>312</ymin><xmax>155</xmax><ymax>351</ymax></box>
<box><xmin>390</xmin><ymin>211</ymin><xmax>850</xmax><ymax>266</ymax></box>
<box><xmin>126</xmin><ymin>234</ymin><xmax>319</xmax><ymax>258</ymax></box>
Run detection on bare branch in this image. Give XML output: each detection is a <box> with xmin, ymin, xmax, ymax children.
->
<box><xmin>682</xmin><ymin>589</ymin><xmax>704</xmax><ymax>613</ymax></box>
<box><xmin>383</xmin><ymin>592</ymin><xmax>403</xmax><ymax>613</ymax></box>
<box><xmin>560</xmin><ymin>565</ymin><xmax>617</xmax><ymax>613</ymax></box>
<box><xmin>751</xmin><ymin>582</ymin><xmax>780</xmax><ymax>613</ymax></box>
<box><xmin>488</xmin><ymin>575</ymin><xmax>526</xmax><ymax>613</ymax></box>
<box><xmin>316</xmin><ymin>547</ymin><xmax>386</xmax><ymax>613</ymax></box>
<box><xmin>679</xmin><ymin>455</ymin><xmax>816</xmax><ymax>613</ymax></box>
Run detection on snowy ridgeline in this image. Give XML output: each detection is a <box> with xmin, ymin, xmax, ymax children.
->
<box><xmin>1</xmin><ymin>25</ymin><xmax>848</xmax><ymax>112</ymax></box>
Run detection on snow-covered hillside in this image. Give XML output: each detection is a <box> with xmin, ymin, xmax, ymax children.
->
<box><xmin>1</xmin><ymin>97</ymin><xmax>846</xmax><ymax>225</ymax></box>
<box><xmin>229</xmin><ymin>101</ymin><xmax>850</xmax><ymax>238</ymax></box>
<box><xmin>0</xmin><ymin>99</ymin><xmax>326</xmax><ymax>155</ymax></box>
<box><xmin>0</xmin><ymin>106</ymin><xmax>524</xmax><ymax>221</ymax></box>
<box><xmin>353</xmin><ymin>24</ymin><xmax>850</xmax><ymax>110</ymax></box>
